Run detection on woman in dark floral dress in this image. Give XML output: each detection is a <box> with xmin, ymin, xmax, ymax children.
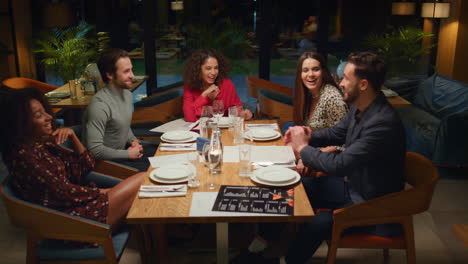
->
<box><xmin>0</xmin><ymin>87</ymin><xmax>145</xmax><ymax>228</ymax></box>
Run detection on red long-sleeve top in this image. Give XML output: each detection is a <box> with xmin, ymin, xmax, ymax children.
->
<box><xmin>183</xmin><ymin>78</ymin><xmax>243</xmax><ymax>122</ymax></box>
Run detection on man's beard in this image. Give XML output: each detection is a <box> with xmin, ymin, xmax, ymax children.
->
<box><xmin>343</xmin><ymin>84</ymin><xmax>359</xmax><ymax>104</ymax></box>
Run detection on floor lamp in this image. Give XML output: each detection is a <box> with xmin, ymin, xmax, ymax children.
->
<box><xmin>421</xmin><ymin>1</ymin><xmax>450</xmax><ymax>76</ymax></box>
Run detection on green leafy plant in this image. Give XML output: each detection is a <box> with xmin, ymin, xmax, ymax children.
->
<box><xmin>185</xmin><ymin>18</ymin><xmax>255</xmax><ymax>72</ymax></box>
<box><xmin>364</xmin><ymin>26</ymin><xmax>434</xmax><ymax>77</ymax></box>
<box><xmin>34</xmin><ymin>20</ymin><xmax>97</xmax><ymax>83</ymax></box>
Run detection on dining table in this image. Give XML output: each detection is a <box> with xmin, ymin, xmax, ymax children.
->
<box><xmin>48</xmin><ymin>77</ymin><xmax>148</xmax><ymax>125</ymax></box>
<box><xmin>126</xmin><ymin>120</ymin><xmax>315</xmax><ymax>264</ymax></box>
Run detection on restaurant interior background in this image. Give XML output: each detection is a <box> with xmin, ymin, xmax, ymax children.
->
<box><xmin>4</xmin><ymin>0</ymin><xmax>466</xmax><ymax>96</ymax></box>
<box><xmin>1</xmin><ymin>1</ymin><xmax>468</xmax><ymax>263</ymax></box>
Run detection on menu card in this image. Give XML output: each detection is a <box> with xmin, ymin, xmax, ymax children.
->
<box><xmin>212</xmin><ymin>185</ymin><xmax>294</xmax><ymax>215</ymax></box>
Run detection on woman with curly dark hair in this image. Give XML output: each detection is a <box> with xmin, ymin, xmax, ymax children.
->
<box><xmin>0</xmin><ymin>87</ymin><xmax>144</xmax><ymax>229</ymax></box>
<box><xmin>182</xmin><ymin>48</ymin><xmax>252</xmax><ymax>122</ymax></box>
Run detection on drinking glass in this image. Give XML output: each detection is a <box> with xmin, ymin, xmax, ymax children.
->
<box><xmin>228</xmin><ymin>106</ymin><xmax>240</xmax><ymax>132</ymax></box>
<box><xmin>187</xmin><ymin>152</ymin><xmax>200</xmax><ymax>188</ymax></box>
<box><xmin>212</xmin><ymin>100</ymin><xmax>224</xmax><ymax>124</ymax></box>
<box><xmin>239</xmin><ymin>143</ymin><xmax>252</xmax><ymax>177</ymax></box>
<box><xmin>208</xmin><ymin>146</ymin><xmax>222</xmax><ymax>189</ymax></box>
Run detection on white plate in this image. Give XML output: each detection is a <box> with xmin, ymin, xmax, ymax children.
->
<box><xmin>250</xmin><ymin>167</ymin><xmax>300</xmax><ymax>186</ymax></box>
<box><xmin>162</xmin><ymin>130</ymin><xmax>193</xmax><ymax>141</ymax></box>
<box><xmin>161</xmin><ymin>131</ymin><xmax>199</xmax><ymax>143</ymax></box>
<box><xmin>255</xmin><ymin>166</ymin><xmax>297</xmax><ymax>183</ymax></box>
<box><xmin>149</xmin><ymin>165</ymin><xmax>191</xmax><ymax>184</ymax></box>
<box><xmin>217</xmin><ymin>117</ymin><xmax>231</xmax><ymax>128</ymax></box>
<box><xmin>249</xmin><ymin>128</ymin><xmax>277</xmax><ymax>138</ymax></box>
<box><xmin>244</xmin><ymin>130</ymin><xmax>281</xmax><ymax>141</ymax></box>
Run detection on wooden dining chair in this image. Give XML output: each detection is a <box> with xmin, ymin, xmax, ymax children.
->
<box><xmin>1</xmin><ymin>77</ymin><xmax>63</xmax><ymax>114</ymax></box>
<box><xmin>325</xmin><ymin>152</ymin><xmax>439</xmax><ymax>264</ymax></box>
<box><xmin>245</xmin><ymin>76</ymin><xmax>292</xmax><ymax>118</ymax></box>
<box><xmin>0</xmin><ymin>172</ymin><xmax>131</xmax><ymax>264</ymax></box>
<box><xmin>257</xmin><ymin>88</ymin><xmax>293</xmax><ymax>128</ymax></box>
<box><xmin>131</xmin><ymin>88</ymin><xmax>184</xmax><ymax>140</ymax></box>
<box><xmin>2</xmin><ymin>77</ymin><xmax>58</xmax><ymax>94</ymax></box>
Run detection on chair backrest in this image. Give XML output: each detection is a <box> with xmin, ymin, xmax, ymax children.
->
<box><xmin>333</xmin><ymin>152</ymin><xmax>438</xmax><ymax>222</ymax></box>
<box><xmin>2</xmin><ymin>77</ymin><xmax>58</xmax><ymax>94</ymax></box>
<box><xmin>403</xmin><ymin>152</ymin><xmax>439</xmax><ymax>214</ymax></box>
<box><xmin>246</xmin><ymin>76</ymin><xmax>293</xmax><ymax>99</ymax></box>
<box><xmin>132</xmin><ymin>89</ymin><xmax>184</xmax><ymax>124</ymax></box>
<box><xmin>258</xmin><ymin>88</ymin><xmax>293</xmax><ymax>127</ymax></box>
<box><xmin>0</xmin><ymin>181</ymin><xmax>109</xmax><ymax>241</ymax></box>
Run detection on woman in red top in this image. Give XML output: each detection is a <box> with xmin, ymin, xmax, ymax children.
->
<box><xmin>182</xmin><ymin>48</ymin><xmax>253</xmax><ymax>122</ymax></box>
<box><xmin>0</xmin><ymin>88</ymin><xmax>145</xmax><ymax>229</ymax></box>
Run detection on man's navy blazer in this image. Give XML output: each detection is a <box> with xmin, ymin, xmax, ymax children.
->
<box><xmin>301</xmin><ymin>93</ymin><xmax>406</xmax><ymax>201</ymax></box>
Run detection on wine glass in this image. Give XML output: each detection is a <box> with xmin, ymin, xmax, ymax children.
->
<box><xmin>212</xmin><ymin>100</ymin><xmax>224</xmax><ymax>124</ymax></box>
<box><xmin>207</xmin><ymin>145</ymin><xmax>222</xmax><ymax>189</ymax></box>
<box><xmin>201</xmin><ymin>105</ymin><xmax>213</xmax><ymax>118</ymax></box>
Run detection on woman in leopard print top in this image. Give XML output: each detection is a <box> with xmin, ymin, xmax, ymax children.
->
<box><xmin>293</xmin><ymin>52</ymin><xmax>348</xmax><ymax>131</ymax></box>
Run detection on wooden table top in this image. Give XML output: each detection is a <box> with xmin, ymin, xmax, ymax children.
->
<box><xmin>50</xmin><ymin>77</ymin><xmax>148</xmax><ymax>109</ymax></box>
<box><xmin>126</xmin><ymin>120</ymin><xmax>315</xmax><ymax>224</ymax></box>
<box><xmin>387</xmin><ymin>95</ymin><xmax>411</xmax><ymax>107</ymax></box>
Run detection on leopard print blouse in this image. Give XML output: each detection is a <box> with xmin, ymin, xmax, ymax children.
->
<box><xmin>306</xmin><ymin>84</ymin><xmax>348</xmax><ymax>131</ymax></box>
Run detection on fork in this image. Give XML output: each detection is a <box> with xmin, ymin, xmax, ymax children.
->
<box><xmin>254</xmin><ymin>161</ymin><xmax>295</xmax><ymax>167</ymax></box>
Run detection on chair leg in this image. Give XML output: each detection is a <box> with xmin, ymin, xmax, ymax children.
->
<box><xmin>26</xmin><ymin>233</ymin><xmax>39</xmax><ymax>264</ymax></box>
<box><xmin>383</xmin><ymin>248</ymin><xmax>389</xmax><ymax>264</ymax></box>
<box><xmin>325</xmin><ymin>227</ymin><xmax>342</xmax><ymax>264</ymax></box>
<box><xmin>101</xmin><ymin>235</ymin><xmax>118</xmax><ymax>264</ymax></box>
<box><xmin>403</xmin><ymin>218</ymin><xmax>416</xmax><ymax>264</ymax></box>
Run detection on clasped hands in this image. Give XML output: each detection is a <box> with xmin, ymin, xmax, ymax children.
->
<box><xmin>284</xmin><ymin>126</ymin><xmax>338</xmax><ymax>177</ymax></box>
<box><xmin>128</xmin><ymin>140</ymin><xmax>143</xmax><ymax>159</ymax></box>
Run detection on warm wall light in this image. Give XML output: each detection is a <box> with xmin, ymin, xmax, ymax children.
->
<box><xmin>171</xmin><ymin>1</ymin><xmax>184</xmax><ymax>11</ymax></box>
<box><xmin>392</xmin><ymin>2</ymin><xmax>416</xmax><ymax>15</ymax></box>
<box><xmin>421</xmin><ymin>2</ymin><xmax>450</xmax><ymax>18</ymax></box>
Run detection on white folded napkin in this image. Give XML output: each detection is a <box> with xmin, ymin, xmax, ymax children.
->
<box><xmin>245</xmin><ymin>123</ymin><xmax>279</xmax><ymax>130</ymax></box>
<box><xmin>139</xmin><ymin>184</ymin><xmax>187</xmax><ymax>198</ymax></box>
<box><xmin>382</xmin><ymin>89</ymin><xmax>399</xmax><ymax>97</ymax></box>
<box><xmin>160</xmin><ymin>143</ymin><xmax>197</xmax><ymax>151</ymax></box>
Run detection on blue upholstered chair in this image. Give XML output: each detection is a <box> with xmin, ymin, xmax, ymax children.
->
<box><xmin>0</xmin><ymin>172</ymin><xmax>131</xmax><ymax>264</ymax></box>
<box><xmin>131</xmin><ymin>88</ymin><xmax>184</xmax><ymax>139</ymax></box>
<box><xmin>257</xmin><ymin>88</ymin><xmax>293</xmax><ymax>128</ymax></box>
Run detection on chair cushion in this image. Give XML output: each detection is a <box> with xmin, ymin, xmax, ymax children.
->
<box><xmin>396</xmin><ymin>106</ymin><xmax>441</xmax><ymax>160</ymax></box>
<box><xmin>258</xmin><ymin>89</ymin><xmax>293</xmax><ymax>106</ymax></box>
<box><xmin>134</xmin><ymin>89</ymin><xmax>183</xmax><ymax>108</ymax></box>
<box><xmin>413</xmin><ymin>74</ymin><xmax>468</xmax><ymax>120</ymax></box>
<box><xmin>338</xmin><ymin>233</ymin><xmax>405</xmax><ymax>249</ymax></box>
<box><xmin>131</xmin><ymin>121</ymin><xmax>164</xmax><ymax>137</ymax></box>
<box><xmin>38</xmin><ymin>227</ymin><xmax>130</xmax><ymax>261</ymax></box>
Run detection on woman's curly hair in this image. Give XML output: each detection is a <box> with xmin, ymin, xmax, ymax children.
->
<box><xmin>0</xmin><ymin>87</ymin><xmax>56</xmax><ymax>163</ymax></box>
<box><xmin>183</xmin><ymin>49</ymin><xmax>230</xmax><ymax>90</ymax></box>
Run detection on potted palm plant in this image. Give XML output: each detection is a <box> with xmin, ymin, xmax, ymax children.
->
<box><xmin>364</xmin><ymin>26</ymin><xmax>433</xmax><ymax>78</ymax></box>
<box><xmin>34</xmin><ymin>21</ymin><xmax>97</xmax><ymax>98</ymax></box>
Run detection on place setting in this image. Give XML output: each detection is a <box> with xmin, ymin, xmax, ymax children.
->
<box><xmin>244</xmin><ymin>127</ymin><xmax>281</xmax><ymax>141</ymax></box>
<box><xmin>160</xmin><ymin>130</ymin><xmax>199</xmax><ymax>143</ymax></box>
<box><xmin>250</xmin><ymin>166</ymin><xmax>301</xmax><ymax>187</ymax></box>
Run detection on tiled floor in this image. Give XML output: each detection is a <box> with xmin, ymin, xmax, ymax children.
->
<box><xmin>1</xmin><ymin>177</ymin><xmax>467</xmax><ymax>264</ymax></box>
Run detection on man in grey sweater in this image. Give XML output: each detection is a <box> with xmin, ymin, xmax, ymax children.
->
<box><xmin>83</xmin><ymin>48</ymin><xmax>156</xmax><ymax>171</ymax></box>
